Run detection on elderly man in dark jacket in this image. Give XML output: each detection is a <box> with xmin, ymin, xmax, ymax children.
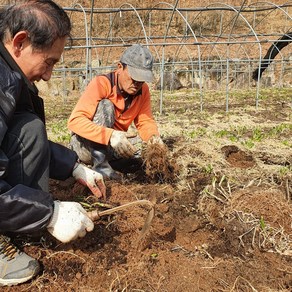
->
<box><xmin>0</xmin><ymin>0</ymin><xmax>105</xmax><ymax>286</ymax></box>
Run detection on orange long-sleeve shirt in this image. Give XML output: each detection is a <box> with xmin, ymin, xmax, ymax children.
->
<box><xmin>68</xmin><ymin>71</ymin><xmax>159</xmax><ymax>145</ymax></box>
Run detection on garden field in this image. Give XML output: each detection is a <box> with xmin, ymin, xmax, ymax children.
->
<box><xmin>4</xmin><ymin>87</ymin><xmax>292</xmax><ymax>292</ymax></box>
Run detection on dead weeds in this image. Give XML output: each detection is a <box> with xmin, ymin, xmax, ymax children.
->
<box><xmin>4</xmin><ymin>88</ymin><xmax>292</xmax><ymax>292</ymax></box>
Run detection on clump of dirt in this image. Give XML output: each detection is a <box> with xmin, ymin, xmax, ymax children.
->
<box><xmin>227</xmin><ymin>187</ymin><xmax>292</xmax><ymax>232</ymax></box>
<box><xmin>221</xmin><ymin>145</ymin><xmax>256</xmax><ymax>168</ymax></box>
<box><xmin>141</xmin><ymin>142</ymin><xmax>179</xmax><ymax>183</ymax></box>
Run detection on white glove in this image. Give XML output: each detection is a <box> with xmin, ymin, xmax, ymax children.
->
<box><xmin>147</xmin><ymin>135</ymin><xmax>164</xmax><ymax>145</ymax></box>
<box><xmin>109</xmin><ymin>130</ymin><xmax>137</xmax><ymax>158</ymax></box>
<box><xmin>47</xmin><ymin>201</ymin><xmax>94</xmax><ymax>243</ymax></box>
<box><xmin>72</xmin><ymin>163</ymin><xmax>106</xmax><ymax>199</ymax></box>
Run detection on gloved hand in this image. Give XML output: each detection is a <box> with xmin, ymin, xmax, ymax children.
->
<box><xmin>72</xmin><ymin>163</ymin><xmax>106</xmax><ymax>199</ymax></box>
<box><xmin>47</xmin><ymin>201</ymin><xmax>94</xmax><ymax>243</ymax></box>
<box><xmin>147</xmin><ymin>135</ymin><xmax>164</xmax><ymax>145</ymax></box>
<box><xmin>109</xmin><ymin>130</ymin><xmax>137</xmax><ymax>158</ymax></box>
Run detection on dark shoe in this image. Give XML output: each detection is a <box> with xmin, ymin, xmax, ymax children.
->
<box><xmin>110</xmin><ymin>157</ymin><xmax>143</xmax><ymax>174</ymax></box>
<box><xmin>0</xmin><ymin>235</ymin><xmax>40</xmax><ymax>286</ymax></box>
<box><xmin>94</xmin><ymin>161</ymin><xmax>122</xmax><ymax>180</ymax></box>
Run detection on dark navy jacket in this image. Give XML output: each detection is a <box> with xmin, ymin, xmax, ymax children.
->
<box><xmin>0</xmin><ymin>47</ymin><xmax>77</xmax><ymax>233</ymax></box>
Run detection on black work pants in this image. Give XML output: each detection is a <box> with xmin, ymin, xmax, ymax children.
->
<box><xmin>1</xmin><ymin>112</ymin><xmax>50</xmax><ymax>192</ymax></box>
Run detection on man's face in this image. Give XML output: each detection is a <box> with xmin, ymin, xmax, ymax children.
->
<box><xmin>5</xmin><ymin>32</ymin><xmax>66</xmax><ymax>83</ymax></box>
<box><xmin>117</xmin><ymin>64</ymin><xmax>144</xmax><ymax>95</ymax></box>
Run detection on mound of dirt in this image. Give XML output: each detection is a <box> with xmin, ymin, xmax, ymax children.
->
<box><xmin>227</xmin><ymin>187</ymin><xmax>292</xmax><ymax>232</ymax></box>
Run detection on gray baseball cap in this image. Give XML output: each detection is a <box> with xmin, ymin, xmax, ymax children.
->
<box><xmin>120</xmin><ymin>44</ymin><xmax>154</xmax><ymax>83</ymax></box>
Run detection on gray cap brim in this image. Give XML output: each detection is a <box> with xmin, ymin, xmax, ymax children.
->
<box><xmin>127</xmin><ymin>65</ymin><xmax>154</xmax><ymax>83</ymax></box>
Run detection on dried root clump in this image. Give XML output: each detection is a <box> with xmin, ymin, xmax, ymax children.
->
<box><xmin>141</xmin><ymin>142</ymin><xmax>178</xmax><ymax>183</ymax></box>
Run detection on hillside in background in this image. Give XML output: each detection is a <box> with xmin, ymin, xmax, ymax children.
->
<box><xmin>57</xmin><ymin>0</ymin><xmax>286</xmax><ymax>8</ymax></box>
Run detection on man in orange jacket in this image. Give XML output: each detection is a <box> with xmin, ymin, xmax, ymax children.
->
<box><xmin>68</xmin><ymin>44</ymin><xmax>163</xmax><ymax>179</ymax></box>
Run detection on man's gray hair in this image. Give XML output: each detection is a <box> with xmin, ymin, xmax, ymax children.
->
<box><xmin>0</xmin><ymin>0</ymin><xmax>71</xmax><ymax>50</ymax></box>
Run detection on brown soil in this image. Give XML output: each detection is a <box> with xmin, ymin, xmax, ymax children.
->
<box><xmin>5</xmin><ymin>128</ymin><xmax>292</xmax><ymax>291</ymax></box>
<box><xmin>5</xmin><ymin>83</ymin><xmax>292</xmax><ymax>291</ymax></box>
<box><xmin>222</xmin><ymin>145</ymin><xmax>256</xmax><ymax>169</ymax></box>
<box><xmin>4</xmin><ymin>85</ymin><xmax>292</xmax><ymax>292</ymax></box>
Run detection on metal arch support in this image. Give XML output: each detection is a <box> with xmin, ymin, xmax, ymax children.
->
<box><xmin>118</xmin><ymin>3</ymin><xmax>149</xmax><ymax>47</ymax></box>
<box><xmin>206</xmin><ymin>2</ymin><xmax>262</xmax><ymax>109</ymax></box>
<box><xmin>250</xmin><ymin>1</ymin><xmax>292</xmax><ymax>20</ymax></box>
<box><xmin>60</xmin><ymin>3</ymin><xmax>291</xmax><ymax>113</ymax></box>
<box><xmin>104</xmin><ymin>36</ymin><xmax>127</xmax><ymax>68</ymax></box>
<box><xmin>167</xmin><ymin>36</ymin><xmax>196</xmax><ymax>95</ymax></box>
<box><xmin>72</xmin><ymin>3</ymin><xmax>90</xmax><ymax>83</ymax></box>
<box><xmin>100</xmin><ymin>2</ymin><xmax>149</xmax><ymax>64</ymax></box>
<box><xmin>247</xmin><ymin>2</ymin><xmax>291</xmax><ymax>88</ymax></box>
<box><xmin>145</xmin><ymin>1</ymin><xmax>203</xmax><ymax>113</ymax></box>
